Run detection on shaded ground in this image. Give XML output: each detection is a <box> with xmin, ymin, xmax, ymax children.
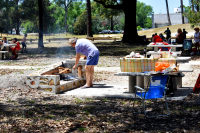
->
<box><xmin>0</xmin><ymin>85</ymin><xmax>200</xmax><ymax>132</ymax></box>
<box><xmin>0</xmin><ymin>41</ymin><xmax>200</xmax><ymax>132</ymax></box>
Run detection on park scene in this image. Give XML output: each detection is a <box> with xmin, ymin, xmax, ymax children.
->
<box><xmin>1</xmin><ymin>0</ymin><xmax>200</xmax><ymax>132</ymax></box>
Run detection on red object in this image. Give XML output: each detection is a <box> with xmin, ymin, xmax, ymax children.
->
<box><xmin>102</xmin><ymin>21</ymin><xmax>106</xmax><ymax>26</ymax></box>
<box><xmin>152</xmin><ymin>42</ymin><xmax>171</xmax><ymax>51</ymax></box>
<box><xmin>193</xmin><ymin>74</ymin><xmax>200</xmax><ymax>93</ymax></box>
<box><xmin>155</xmin><ymin>62</ymin><xmax>170</xmax><ymax>72</ymax></box>
<box><xmin>191</xmin><ymin>48</ymin><xmax>197</xmax><ymax>53</ymax></box>
<box><xmin>153</xmin><ymin>35</ymin><xmax>163</xmax><ymax>43</ymax></box>
<box><xmin>11</xmin><ymin>42</ymin><xmax>20</xmax><ymax>51</ymax></box>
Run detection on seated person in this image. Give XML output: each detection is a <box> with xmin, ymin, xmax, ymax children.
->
<box><xmin>152</xmin><ymin>33</ymin><xmax>163</xmax><ymax>43</ymax></box>
<box><xmin>159</xmin><ymin>33</ymin><xmax>166</xmax><ymax>42</ymax></box>
<box><xmin>176</xmin><ymin>28</ymin><xmax>184</xmax><ymax>51</ymax></box>
<box><xmin>10</xmin><ymin>38</ymin><xmax>20</xmax><ymax>59</ymax></box>
<box><xmin>1</xmin><ymin>37</ymin><xmax>9</xmax><ymax>51</ymax></box>
<box><xmin>0</xmin><ymin>41</ymin><xmax>3</xmax><ymax>50</ymax></box>
<box><xmin>176</xmin><ymin>28</ymin><xmax>184</xmax><ymax>44</ymax></box>
<box><xmin>152</xmin><ymin>33</ymin><xmax>170</xmax><ymax>51</ymax></box>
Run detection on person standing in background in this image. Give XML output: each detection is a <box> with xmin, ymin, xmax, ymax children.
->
<box><xmin>183</xmin><ymin>29</ymin><xmax>188</xmax><ymax>40</ymax></box>
<box><xmin>21</xmin><ymin>34</ymin><xmax>27</xmax><ymax>53</ymax></box>
<box><xmin>194</xmin><ymin>27</ymin><xmax>200</xmax><ymax>54</ymax></box>
<box><xmin>164</xmin><ymin>27</ymin><xmax>171</xmax><ymax>42</ymax></box>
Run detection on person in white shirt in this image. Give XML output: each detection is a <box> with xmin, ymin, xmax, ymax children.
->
<box><xmin>0</xmin><ymin>37</ymin><xmax>8</xmax><ymax>51</ymax></box>
<box><xmin>194</xmin><ymin>27</ymin><xmax>200</xmax><ymax>54</ymax></box>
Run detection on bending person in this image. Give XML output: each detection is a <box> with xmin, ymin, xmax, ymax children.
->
<box><xmin>68</xmin><ymin>38</ymin><xmax>100</xmax><ymax>88</ymax></box>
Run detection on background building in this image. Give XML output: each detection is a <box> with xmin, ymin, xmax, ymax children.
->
<box><xmin>152</xmin><ymin>8</ymin><xmax>189</xmax><ymax>28</ymax></box>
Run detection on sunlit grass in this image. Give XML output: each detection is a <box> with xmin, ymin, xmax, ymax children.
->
<box><xmin>138</xmin><ymin>23</ymin><xmax>194</xmax><ymax>38</ymax></box>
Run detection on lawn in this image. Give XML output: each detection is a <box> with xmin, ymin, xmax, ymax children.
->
<box><xmin>0</xmin><ymin>32</ymin><xmax>123</xmax><ymax>41</ymax></box>
<box><xmin>138</xmin><ymin>23</ymin><xmax>195</xmax><ymax>38</ymax></box>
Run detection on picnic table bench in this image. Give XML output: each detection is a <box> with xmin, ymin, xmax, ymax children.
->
<box><xmin>46</xmin><ymin>38</ymin><xmax>70</xmax><ymax>42</ymax></box>
<box><xmin>86</xmin><ymin>37</ymin><xmax>117</xmax><ymax>41</ymax></box>
<box><xmin>115</xmin><ymin>69</ymin><xmax>192</xmax><ymax>93</ymax></box>
<box><xmin>0</xmin><ymin>51</ymin><xmax>8</xmax><ymax>60</ymax></box>
<box><xmin>9</xmin><ymin>39</ymin><xmax>36</xmax><ymax>43</ymax></box>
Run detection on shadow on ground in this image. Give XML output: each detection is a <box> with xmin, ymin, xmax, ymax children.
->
<box><xmin>0</xmin><ymin>92</ymin><xmax>200</xmax><ymax>132</ymax></box>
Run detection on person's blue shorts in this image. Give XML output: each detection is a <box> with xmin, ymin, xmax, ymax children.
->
<box><xmin>22</xmin><ymin>42</ymin><xmax>26</xmax><ymax>48</ymax></box>
<box><xmin>86</xmin><ymin>54</ymin><xmax>99</xmax><ymax>65</ymax></box>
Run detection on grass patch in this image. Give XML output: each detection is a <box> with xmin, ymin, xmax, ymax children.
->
<box><xmin>28</xmin><ymin>100</ymin><xmax>35</xmax><ymax>104</ymax></box>
<box><xmin>75</xmin><ymin>98</ymin><xmax>84</xmax><ymax>103</ymax></box>
<box><xmin>78</xmin><ymin>127</ymin><xmax>86</xmax><ymax>132</ymax></box>
<box><xmin>138</xmin><ymin>23</ymin><xmax>194</xmax><ymax>38</ymax></box>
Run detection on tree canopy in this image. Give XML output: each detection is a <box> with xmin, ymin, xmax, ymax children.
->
<box><xmin>184</xmin><ymin>0</ymin><xmax>200</xmax><ymax>28</ymax></box>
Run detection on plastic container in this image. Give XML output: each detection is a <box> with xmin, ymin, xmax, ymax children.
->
<box><xmin>152</xmin><ymin>54</ymin><xmax>161</xmax><ymax>59</ymax></box>
<box><xmin>161</xmin><ymin>52</ymin><xmax>170</xmax><ymax>58</ymax></box>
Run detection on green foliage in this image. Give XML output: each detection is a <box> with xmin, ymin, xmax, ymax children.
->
<box><xmin>67</xmin><ymin>2</ymin><xmax>86</xmax><ymax>33</ymax></box>
<box><xmin>136</xmin><ymin>1</ymin><xmax>153</xmax><ymax>28</ymax></box>
<box><xmin>94</xmin><ymin>2</ymin><xmax>122</xmax><ymax>30</ymax></box>
<box><xmin>144</xmin><ymin>17</ymin><xmax>152</xmax><ymax>28</ymax></box>
<box><xmin>74</xmin><ymin>10</ymin><xmax>87</xmax><ymax>35</ymax></box>
<box><xmin>20</xmin><ymin>0</ymin><xmax>62</xmax><ymax>34</ymax></box>
<box><xmin>137</xmin><ymin>26</ymin><xmax>142</xmax><ymax>31</ymax></box>
<box><xmin>184</xmin><ymin>10</ymin><xmax>200</xmax><ymax>28</ymax></box>
<box><xmin>184</xmin><ymin>1</ymin><xmax>200</xmax><ymax>28</ymax></box>
<box><xmin>74</xmin><ymin>10</ymin><xmax>102</xmax><ymax>35</ymax></box>
<box><xmin>22</xmin><ymin>21</ymin><xmax>37</xmax><ymax>34</ymax></box>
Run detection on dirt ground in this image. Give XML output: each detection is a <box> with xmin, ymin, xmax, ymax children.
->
<box><xmin>0</xmin><ymin>41</ymin><xmax>200</xmax><ymax>132</ymax></box>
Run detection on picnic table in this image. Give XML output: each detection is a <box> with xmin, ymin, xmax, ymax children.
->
<box><xmin>147</xmin><ymin>44</ymin><xmax>183</xmax><ymax>51</ymax></box>
<box><xmin>120</xmin><ymin>57</ymin><xmax>191</xmax><ymax>72</ymax></box>
<box><xmin>116</xmin><ymin>56</ymin><xmax>192</xmax><ymax>94</ymax></box>
<box><xmin>1</xmin><ymin>43</ymin><xmax>17</xmax><ymax>59</ymax></box>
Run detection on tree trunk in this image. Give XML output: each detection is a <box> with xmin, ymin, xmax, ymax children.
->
<box><xmin>197</xmin><ymin>0</ymin><xmax>200</xmax><ymax>11</ymax></box>
<box><xmin>180</xmin><ymin>0</ymin><xmax>185</xmax><ymax>24</ymax></box>
<box><xmin>11</xmin><ymin>29</ymin><xmax>12</xmax><ymax>34</ymax></box>
<box><xmin>15</xmin><ymin>0</ymin><xmax>20</xmax><ymax>35</ymax></box>
<box><xmin>5</xmin><ymin>0</ymin><xmax>9</xmax><ymax>33</ymax></box>
<box><xmin>86</xmin><ymin>0</ymin><xmax>93</xmax><ymax>37</ymax></box>
<box><xmin>165</xmin><ymin>0</ymin><xmax>172</xmax><ymax>25</ymax></box>
<box><xmin>191</xmin><ymin>0</ymin><xmax>194</xmax><ymax>11</ymax></box>
<box><xmin>111</xmin><ymin>16</ymin><xmax>113</xmax><ymax>30</ymax></box>
<box><xmin>65</xmin><ymin>5</ymin><xmax>68</xmax><ymax>36</ymax></box>
<box><xmin>122</xmin><ymin>0</ymin><xmax>140</xmax><ymax>43</ymax></box>
<box><xmin>38</xmin><ymin>0</ymin><xmax>44</xmax><ymax>48</ymax></box>
<box><xmin>16</xmin><ymin>19</ymin><xmax>20</xmax><ymax>34</ymax></box>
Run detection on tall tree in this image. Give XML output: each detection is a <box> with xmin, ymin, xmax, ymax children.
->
<box><xmin>86</xmin><ymin>0</ymin><xmax>93</xmax><ymax>37</ymax></box>
<box><xmin>38</xmin><ymin>0</ymin><xmax>44</xmax><ymax>47</ymax></box>
<box><xmin>165</xmin><ymin>0</ymin><xmax>171</xmax><ymax>26</ymax></box>
<box><xmin>54</xmin><ymin>0</ymin><xmax>72</xmax><ymax>36</ymax></box>
<box><xmin>95</xmin><ymin>2</ymin><xmax>122</xmax><ymax>30</ymax></box>
<box><xmin>191</xmin><ymin>0</ymin><xmax>195</xmax><ymax>11</ymax></box>
<box><xmin>14</xmin><ymin>0</ymin><xmax>20</xmax><ymax>34</ymax></box>
<box><xmin>94</xmin><ymin>0</ymin><xmax>142</xmax><ymax>43</ymax></box>
<box><xmin>180</xmin><ymin>0</ymin><xmax>185</xmax><ymax>24</ymax></box>
<box><xmin>5</xmin><ymin>0</ymin><xmax>10</xmax><ymax>33</ymax></box>
<box><xmin>184</xmin><ymin>0</ymin><xmax>200</xmax><ymax>28</ymax></box>
<box><xmin>136</xmin><ymin>1</ymin><xmax>153</xmax><ymax>28</ymax></box>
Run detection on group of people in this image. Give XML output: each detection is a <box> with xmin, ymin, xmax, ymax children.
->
<box><xmin>0</xmin><ymin>34</ymin><xmax>27</xmax><ymax>59</ymax></box>
<box><xmin>152</xmin><ymin>27</ymin><xmax>200</xmax><ymax>54</ymax></box>
<box><xmin>152</xmin><ymin>27</ymin><xmax>188</xmax><ymax>44</ymax></box>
